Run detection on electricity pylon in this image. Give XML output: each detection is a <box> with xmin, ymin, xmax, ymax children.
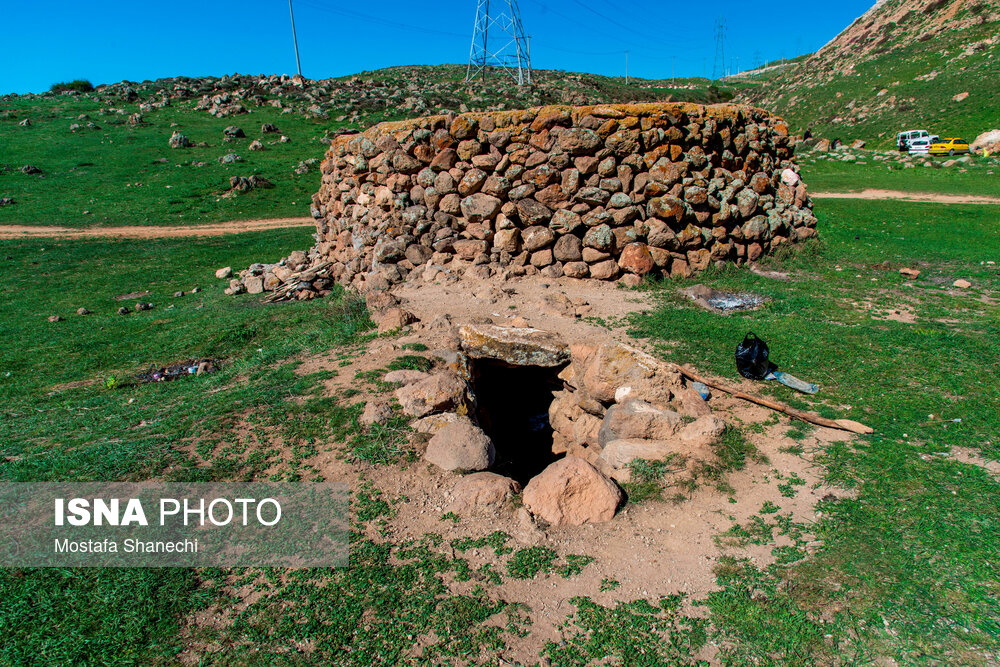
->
<box><xmin>465</xmin><ymin>0</ymin><xmax>532</xmax><ymax>85</ymax></box>
<box><xmin>712</xmin><ymin>18</ymin><xmax>727</xmax><ymax>80</ymax></box>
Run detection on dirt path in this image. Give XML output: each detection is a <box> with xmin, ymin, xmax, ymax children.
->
<box><xmin>3</xmin><ymin>189</ymin><xmax>995</xmax><ymax>239</ymax></box>
<box><xmin>0</xmin><ymin>217</ymin><xmax>315</xmax><ymax>240</ymax></box>
<box><xmin>811</xmin><ymin>189</ymin><xmax>1000</xmax><ymax>205</ymax></box>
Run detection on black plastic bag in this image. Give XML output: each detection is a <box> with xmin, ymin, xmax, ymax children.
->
<box><xmin>735</xmin><ymin>332</ymin><xmax>774</xmax><ymax>380</ymax></box>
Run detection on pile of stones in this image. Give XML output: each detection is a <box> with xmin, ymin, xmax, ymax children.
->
<box><xmin>364</xmin><ymin>324</ymin><xmax>732</xmax><ymax>527</ymax></box>
<box><xmin>232</xmin><ymin>102</ymin><xmax>816</xmax><ymax>299</ymax></box>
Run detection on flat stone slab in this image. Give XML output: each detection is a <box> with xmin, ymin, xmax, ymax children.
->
<box><xmin>458</xmin><ymin>324</ymin><xmax>569</xmax><ymax>367</ymax></box>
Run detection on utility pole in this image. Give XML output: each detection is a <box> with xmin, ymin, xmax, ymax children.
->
<box><xmin>288</xmin><ymin>0</ymin><xmax>303</xmax><ymax>77</ymax></box>
<box><xmin>466</xmin><ymin>0</ymin><xmax>532</xmax><ymax>85</ymax></box>
<box><xmin>625</xmin><ymin>51</ymin><xmax>629</xmax><ymax>85</ymax></box>
<box><xmin>672</xmin><ymin>56</ymin><xmax>676</xmax><ymax>84</ymax></box>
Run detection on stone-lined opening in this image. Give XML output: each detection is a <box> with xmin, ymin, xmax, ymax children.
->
<box><xmin>470</xmin><ymin>358</ymin><xmax>565</xmax><ymax>486</ymax></box>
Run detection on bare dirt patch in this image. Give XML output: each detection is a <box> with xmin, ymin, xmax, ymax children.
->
<box><xmin>948</xmin><ymin>446</ymin><xmax>1000</xmax><ymax>482</ymax></box>
<box><xmin>0</xmin><ymin>217</ymin><xmax>314</xmax><ymax>240</ymax></box>
<box><xmin>811</xmin><ymin>189</ymin><xmax>1000</xmax><ymax>205</ymax></box>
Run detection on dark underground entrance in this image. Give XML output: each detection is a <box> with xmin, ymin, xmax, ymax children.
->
<box><xmin>470</xmin><ymin>358</ymin><xmax>566</xmax><ymax>486</ymax></box>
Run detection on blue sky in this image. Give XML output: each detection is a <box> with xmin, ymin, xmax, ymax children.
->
<box><xmin>2</xmin><ymin>1</ymin><xmax>876</xmax><ymax>94</ymax></box>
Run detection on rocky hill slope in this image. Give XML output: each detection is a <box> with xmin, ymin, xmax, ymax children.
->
<box><xmin>811</xmin><ymin>0</ymin><xmax>1000</xmax><ymax>73</ymax></box>
<box><xmin>740</xmin><ymin>0</ymin><xmax>1000</xmax><ymax>146</ymax></box>
<box><xmin>8</xmin><ymin>65</ymin><xmax>734</xmax><ymax>128</ymax></box>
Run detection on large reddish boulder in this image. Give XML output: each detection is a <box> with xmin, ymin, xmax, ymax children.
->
<box><xmin>522</xmin><ymin>456</ymin><xmax>623</xmax><ymax>526</ymax></box>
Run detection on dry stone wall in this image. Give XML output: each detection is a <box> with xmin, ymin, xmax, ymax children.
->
<box><xmin>233</xmin><ymin>102</ymin><xmax>817</xmax><ymax>298</ymax></box>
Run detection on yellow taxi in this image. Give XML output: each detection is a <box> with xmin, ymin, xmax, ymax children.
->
<box><xmin>928</xmin><ymin>138</ymin><xmax>970</xmax><ymax>156</ymax></box>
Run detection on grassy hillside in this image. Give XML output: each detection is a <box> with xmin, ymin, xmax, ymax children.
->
<box><xmin>0</xmin><ymin>66</ymin><xmax>733</xmax><ymax>228</ymax></box>
<box><xmin>739</xmin><ymin>3</ymin><xmax>1000</xmax><ymax>148</ymax></box>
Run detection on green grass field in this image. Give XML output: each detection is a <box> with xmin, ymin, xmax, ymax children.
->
<box><xmin>800</xmin><ymin>153</ymin><xmax>1000</xmax><ymax>197</ymax></box>
<box><xmin>3</xmin><ymin>173</ymin><xmax>999</xmax><ymax>663</ymax></box>
<box><xmin>0</xmin><ymin>97</ymin><xmax>336</xmax><ymax>227</ymax></box>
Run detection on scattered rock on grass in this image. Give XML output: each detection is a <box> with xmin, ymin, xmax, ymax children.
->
<box><xmin>228</xmin><ymin>175</ymin><xmax>273</xmax><ymax>193</ymax></box>
<box><xmin>168</xmin><ymin>131</ymin><xmax>190</xmax><ymax>148</ymax></box>
<box><xmin>76</xmin><ymin>307</ymin><xmax>90</xmax><ymax>316</ymax></box>
<box><xmin>48</xmin><ymin>315</ymin><xmax>62</xmax><ymax>323</ymax></box>
<box><xmin>215</xmin><ymin>266</ymin><xmax>233</xmax><ymax>280</ymax></box>
<box><xmin>360</xmin><ymin>400</ymin><xmax>394</xmax><ymax>426</ymax></box>
<box><xmin>953</xmin><ymin>279</ymin><xmax>972</xmax><ymax>288</ymax></box>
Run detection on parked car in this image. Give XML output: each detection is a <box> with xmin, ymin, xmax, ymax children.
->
<box><xmin>897</xmin><ymin>130</ymin><xmax>939</xmax><ymax>151</ymax></box>
<box><xmin>928</xmin><ymin>137</ymin><xmax>971</xmax><ymax>156</ymax></box>
<box><xmin>908</xmin><ymin>139</ymin><xmax>931</xmax><ymax>155</ymax></box>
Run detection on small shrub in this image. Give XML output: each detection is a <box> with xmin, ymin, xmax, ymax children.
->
<box><xmin>50</xmin><ymin>79</ymin><xmax>94</xmax><ymax>94</ymax></box>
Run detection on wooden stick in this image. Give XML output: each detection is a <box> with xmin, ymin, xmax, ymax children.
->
<box><xmin>263</xmin><ymin>262</ymin><xmax>333</xmax><ymax>303</ymax></box>
<box><xmin>676</xmin><ymin>364</ymin><xmax>874</xmax><ymax>435</ymax></box>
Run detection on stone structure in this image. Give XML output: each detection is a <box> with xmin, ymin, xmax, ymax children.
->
<box><xmin>230</xmin><ymin>102</ymin><xmax>817</xmax><ymax>298</ymax></box>
<box><xmin>385</xmin><ymin>324</ymin><xmax>734</xmax><ymax>526</ymax></box>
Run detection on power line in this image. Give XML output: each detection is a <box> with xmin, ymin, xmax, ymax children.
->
<box><xmin>568</xmin><ymin>0</ymin><xmax>664</xmax><ymax>44</ymax></box>
<box><xmin>294</xmin><ymin>0</ymin><xmax>714</xmax><ymax>78</ymax></box>
<box><xmin>296</xmin><ymin>0</ymin><xmax>467</xmax><ymax>39</ymax></box>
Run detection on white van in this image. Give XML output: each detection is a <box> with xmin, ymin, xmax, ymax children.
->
<box><xmin>897</xmin><ymin>130</ymin><xmax>939</xmax><ymax>151</ymax></box>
